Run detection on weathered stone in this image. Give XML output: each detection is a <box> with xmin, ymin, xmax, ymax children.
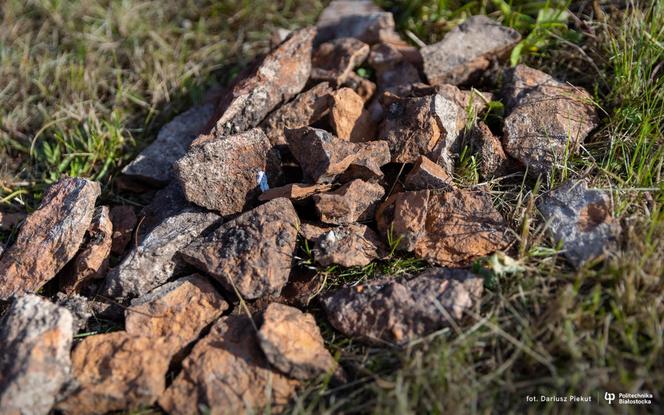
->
<box><xmin>313</xmin><ymin>179</ymin><xmax>385</xmax><ymax>225</ymax></box>
<box><xmin>60</xmin><ymin>206</ymin><xmax>113</xmax><ymax>295</ymax></box>
<box><xmin>122</xmin><ymin>103</ymin><xmax>215</xmax><ymax>184</ymax></box>
<box><xmin>537</xmin><ymin>179</ymin><xmax>619</xmax><ymax>268</ymax></box>
<box><xmin>0</xmin><ymin>177</ymin><xmax>100</xmax><ymax>300</ymax></box>
<box><xmin>343</xmin><ymin>72</ymin><xmax>376</xmax><ymax>102</ymax></box>
<box><xmin>0</xmin><ymin>210</ymin><xmax>25</xmax><ymax>231</ymax></box>
<box><xmin>368</xmin><ymin>43</ymin><xmax>421</xmax><ymax>92</ymax></box>
<box><xmin>109</xmin><ymin>205</ymin><xmax>137</xmax><ymax>255</ymax></box>
<box><xmin>404</xmin><ymin>155</ymin><xmax>453</xmax><ymax>191</ymax></box>
<box><xmin>299</xmin><ymin>221</ymin><xmax>335</xmax><ymax>241</ymax></box>
<box><xmin>258</xmin><ymin>303</ymin><xmax>337</xmax><ymax>380</ymax></box>
<box><xmin>425</xmin><ymin>83</ymin><xmax>493</xmax><ymax>115</ymax></box>
<box><xmin>328</xmin><ymin>87</ymin><xmax>376</xmax><ymax>141</ymax></box>
<box><xmin>316</xmin><ymin>0</ymin><xmax>399</xmax><ymax>45</ymax></box>
<box><xmin>502</xmin><ymin>65</ymin><xmax>599</xmax><ymax>175</ymax></box>
<box><xmin>258</xmin><ymin>183</ymin><xmax>333</xmax><ymax>203</ymax></box>
<box><xmin>210</xmin><ymin>27</ymin><xmax>315</xmax><ymax>137</ymax></box>
<box><xmin>54</xmin><ymin>293</ymin><xmax>93</xmax><ymax>333</ymax></box>
<box><xmin>260</xmin><ymin>82</ymin><xmax>332</xmax><ymax>146</ymax></box>
<box><xmin>158</xmin><ymin>315</ymin><xmax>299</xmax><ymax>415</ymax></box>
<box><xmin>175</xmin><ymin>129</ymin><xmax>282</xmax><ymax>215</ymax></box>
<box><xmin>102</xmin><ymin>209</ymin><xmax>221</xmax><ymax>300</ymax></box>
<box><xmin>55</xmin><ymin>332</ymin><xmax>175</xmax><ymax>414</ymax></box>
<box><xmin>421</xmin><ymin>15</ymin><xmax>521</xmax><ymax>86</ymax></box>
<box><xmin>0</xmin><ymin>295</ymin><xmax>73</xmax><ymax>415</ymax></box>
<box><xmin>270</xmin><ymin>28</ymin><xmax>293</xmax><ymax>48</ymax></box>
<box><xmin>286</xmin><ymin>127</ymin><xmax>390</xmax><ymax>183</ymax></box>
<box><xmin>312</xmin><ymin>38</ymin><xmax>370</xmax><ymax>85</ymax></box>
<box><xmin>322</xmin><ymin>267</ymin><xmax>483</xmax><ymax>345</ymax></box>
<box><xmin>180</xmin><ymin>198</ymin><xmax>299</xmax><ymax>300</ymax></box>
<box><xmin>376</xmin><ymin>188</ymin><xmax>512</xmax><ymax>266</ymax></box>
<box><xmin>139</xmin><ymin>181</ymin><xmax>189</xmax><ymax>235</ymax></box>
<box><xmin>314</xmin><ymin>223</ymin><xmax>385</xmax><ymax>267</ymax></box>
<box><xmin>466</xmin><ymin>122</ymin><xmax>510</xmax><ymax>179</ymax></box>
<box><xmin>125</xmin><ymin>275</ymin><xmax>227</xmax><ymax>351</ymax></box>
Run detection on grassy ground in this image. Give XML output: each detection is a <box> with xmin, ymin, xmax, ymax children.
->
<box><xmin>1</xmin><ymin>0</ymin><xmax>662</xmax><ymax>414</ymax></box>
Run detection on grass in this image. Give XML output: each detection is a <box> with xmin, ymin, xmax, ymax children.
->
<box><xmin>1</xmin><ymin>0</ymin><xmax>663</xmax><ymax>414</ymax></box>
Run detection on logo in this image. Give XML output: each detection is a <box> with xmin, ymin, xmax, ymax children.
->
<box><xmin>605</xmin><ymin>392</ymin><xmax>616</xmax><ymax>404</ymax></box>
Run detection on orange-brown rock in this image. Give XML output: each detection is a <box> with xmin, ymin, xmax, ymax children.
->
<box><xmin>466</xmin><ymin>122</ymin><xmax>510</xmax><ymax>179</ymax></box>
<box><xmin>313</xmin><ymin>179</ymin><xmax>385</xmax><ymax>225</ymax></box>
<box><xmin>180</xmin><ymin>198</ymin><xmax>299</xmax><ymax>300</ymax></box>
<box><xmin>376</xmin><ymin>188</ymin><xmax>512</xmax><ymax>266</ymax></box>
<box><xmin>299</xmin><ymin>221</ymin><xmax>335</xmax><ymax>241</ymax></box>
<box><xmin>404</xmin><ymin>156</ymin><xmax>453</xmax><ymax>191</ymax></box>
<box><xmin>158</xmin><ymin>315</ymin><xmax>299</xmax><ymax>415</ymax></box>
<box><xmin>60</xmin><ymin>206</ymin><xmax>113</xmax><ymax>295</ymax></box>
<box><xmin>109</xmin><ymin>205</ymin><xmax>137</xmax><ymax>255</ymax></box>
<box><xmin>0</xmin><ymin>177</ymin><xmax>100</xmax><ymax>300</ymax></box>
<box><xmin>258</xmin><ymin>183</ymin><xmax>333</xmax><ymax>203</ymax></box>
<box><xmin>313</xmin><ymin>223</ymin><xmax>386</xmax><ymax>267</ymax></box>
<box><xmin>328</xmin><ymin>87</ymin><xmax>376</xmax><ymax>141</ymax></box>
<box><xmin>55</xmin><ymin>332</ymin><xmax>175</xmax><ymax>414</ymax></box>
<box><xmin>312</xmin><ymin>38</ymin><xmax>370</xmax><ymax>85</ymax></box>
<box><xmin>125</xmin><ymin>275</ymin><xmax>228</xmax><ymax>351</ymax></box>
<box><xmin>258</xmin><ymin>303</ymin><xmax>338</xmax><ymax>380</ymax></box>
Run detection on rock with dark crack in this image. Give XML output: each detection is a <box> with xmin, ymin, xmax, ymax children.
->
<box><xmin>466</xmin><ymin>122</ymin><xmax>510</xmax><ymax>179</ymax></box>
<box><xmin>175</xmin><ymin>129</ymin><xmax>282</xmax><ymax>215</ymax></box>
<box><xmin>0</xmin><ymin>177</ymin><xmax>100</xmax><ymax>300</ymax></box>
<box><xmin>260</xmin><ymin>82</ymin><xmax>332</xmax><ymax>146</ymax></box>
<box><xmin>322</xmin><ymin>267</ymin><xmax>483</xmax><ymax>345</ymax></box>
<box><xmin>60</xmin><ymin>206</ymin><xmax>113</xmax><ymax>295</ymax></box>
<box><xmin>313</xmin><ymin>179</ymin><xmax>385</xmax><ymax>225</ymax></box>
<box><xmin>313</xmin><ymin>223</ymin><xmax>386</xmax><ymax>267</ymax></box>
<box><xmin>158</xmin><ymin>315</ymin><xmax>299</xmax><ymax>415</ymax></box>
<box><xmin>258</xmin><ymin>183</ymin><xmax>333</xmax><ymax>203</ymax></box>
<box><xmin>258</xmin><ymin>303</ymin><xmax>338</xmax><ymax>380</ymax></box>
<box><xmin>180</xmin><ymin>198</ymin><xmax>299</xmax><ymax>300</ymax></box>
<box><xmin>122</xmin><ymin>103</ymin><xmax>215</xmax><ymax>184</ymax></box>
<box><xmin>404</xmin><ymin>155</ymin><xmax>453</xmax><ymax>191</ymax></box>
<box><xmin>537</xmin><ymin>179</ymin><xmax>620</xmax><ymax>268</ymax></box>
<box><xmin>316</xmin><ymin>0</ymin><xmax>399</xmax><ymax>45</ymax></box>
<box><xmin>286</xmin><ymin>127</ymin><xmax>390</xmax><ymax>183</ymax></box>
<box><xmin>125</xmin><ymin>275</ymin><xmax>228</xmax><ymax>351</ymax></box>
<box><xmin>328</xmin><ymin>87</ymin><xmax>376</xmax><ymax>141</ymax></box>
<box><xmin>0</xmin><ymin>295</ymin><xmax>73</xmax><ymax>415</ymax></box>
<box><xmin>209</xmin><ymin>27</ymin><xmax>315</xmax><ymax>137</ymax></box>
<box><xmin>55</xmin><ymin>332</ymin><xmax>176</xmax><ymax>415</ymax></box>
<box><xmin>502</xmin><ymin>65</ymin><xmax>599</xmax><ymax>175</ymax></box>
<box><xmin>421</xmin><ymin>15</ymin><xmax>521</xmax><ymax>86</ymax></box>
<box><xmin>102</xmin><ymin>209</ymin><xmax>221</xmax><ymax>300</ymax></box>
<box><xmin>109</xmin><ymin>205</ymin><xmax>137</xmax><ymax>255</ymax></box>
<box><xmin>376</xmin><ymin>188</ymin><xmax>512</xmax><ymax>266</ymax></box>
<box><xmin>311</xmin><ymin>37</ymin><xmax>370</xmax><ymax>84</ymax></box>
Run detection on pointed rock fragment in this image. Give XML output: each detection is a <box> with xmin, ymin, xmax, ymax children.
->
<box><xmin>404</xmin><ymin>155</ymin><xmax>453</xmax><ymax>191</ymax></box>
<box><xmin>313</xmin><ymin>223</ymin><xmax>386</xmax><ymax>267</ymax></box>
<box><xmin>313</xmin><ymin>179</ymin><xmax>385</xmax><ymax>225</ymax></box>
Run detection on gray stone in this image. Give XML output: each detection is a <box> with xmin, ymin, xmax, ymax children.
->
<box><xmin>313</xmin><ymin>223</ymin><xmax>386</xmax><ymax>267</ymax></box>
<box><xmin>316</xmin><ymin>0</ymin><xmax>399</xmax><ymax>45</ymax></box>
<box><xmin>466</xmin><ymin>122</ymin><xmax>510</xmax><ymax>179</ymax></box>
<box><xmin>54</xmin><ymin>293</ymin><xmax>93</xmax><ymax>333</ymax></box>
<box><xmin>313</xmin><ymin>179</ymin><xmax>385</xmax><ymax>225</ymax></box>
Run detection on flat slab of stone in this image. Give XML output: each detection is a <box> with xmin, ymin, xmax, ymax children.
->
<box><xmin>312</xmin><ymin>38</ymin><xmax>370</xmax><ymax>85</ymax></box>
<box><xmin>322</xmin><ymin>268</ymin><xmax>483</xmax><ymax>345</ymax></box>
<box><xmin>421</xmin><ymin>15</ymin><xmax>521</xmax><ymax>86</ymax></box>
<box><xmin>0</xmin><ymin>177</ymin><xmax>100</xmax><ymax>300</ymax></box>
<box><xmin>180</xmin><ymin>198</ymin><xmax>299</xmax><ymax>300</ymax></box>
<box><xmin>258</xmin><ymin>183</ymin><xmax>333</xmax><ymax>203</ymax></box>
<box><xmin>316</xmin><ymin>0</ymin><xmax>398</xmax><ymax>45</ymax></box>
<box><xmin>537</xmin><ymin>179</ymin><xmax>619</xmax><ymax>268</ymax></box>
<box><xmin>328</xmin><ymin>87</ymin><xmax>376</xmax><ymax>141</ymax></box>
<box><xmin>0</xmin><ymin>295</ymin><xmax>73</xmax><ymax>415</ymax></box>
<box><xmin>158</xmin><ymin>315</ymin><xmax>299</xmax><ymax>415</ymax></box>
<box><xmin>313</xmin><ymin>223</ymin><xmax>386</xmax><ymax>267</ymax></box>
<box><xmin>175</xmin><ymin>128</ymin><xmax>282</xmax><ymax>215</ymax></box>
<box><xmin>313</xmin><ymin>179</ymin><xmax>385</xmax><ymax>225</ymax></box>
<box><xmin>102</xmin><ymin>209</ymin><xmax>221</xmax><ymax>300</ymax></box>
<box><xmin>404</xmin><ymin>155</ymin><xmax>453</xmax><ymax>191</ymax></box>
<box><xmin>122</xmin><ymin>103</ymin><xmax>215</xmax><ymax>184</ymax></box>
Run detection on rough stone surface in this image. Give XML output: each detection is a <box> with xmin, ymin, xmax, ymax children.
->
<box><xmin>316</xmin><ymin>0</ymin><xmax>399</xmax><ymax>45</ymax></box>
<box><xmin>122</xmin><ymin>103</ymin><xmax>215</xmax><ymax>184</ymax></box>
<box><xmin>428</xmin><ymin>84</ymin><xmax>493</xmax><ymax>115</ymax></box>
<box><xmin>467</xmin><ymin>122</ymin><xmax>510</xmax><ymax>179</ymax></box>
<box><xmin>328</xmin><ymin>87</ymin><xmax>376</xmax><ymax>141</ymax></box>
<box><xmin>314</xmin><ymin>223</ymin><xmax>385</xmax><ymax>267</ymax></box>
<box><xmin>125</xmin><ymin>275</ymin><xmax>228</xmax><ymax>351</ymax></box>
<box><xmin>158</xmin><ymin>315</ymin><xmax>299</xmax><ymax>415</ymax></box>
<box><xmin>259</xmin><ymin>183</ymin><xmax>333</xmax><ymax>203</ymax></box>
<box><xmin>260</xmin><ymin>82</ymin><xmax>332</xmax><ymax>146</ymax></box>
<box><xmin>322</xmin><ymin>268</ymin><xmax>483</xmax><ymax>345</ymax></box>
<box><xmin>0</xmin><ymin>210</ymin><xmax>25</xmax><ymax>231</ymax></box>
<box><xmin>54</xmin><ymin>293</ymin><xmax>93</xmax><ymax>333</ymax></box>
<box><xmin>313</xmin><ymin>179</ymin><xmax>385</xmax><ymax>225</ymax></box>
<box><xmin>55</xmin><ymin>332</ymin><xmax>175</xmax><ymax>414</ymax></box>
<box><xmin>404</xmin><ymin>155</ymin><xmax>453</xmax><ymax>191</ymax></box>
<box><xmin>0</xmin><ymin>177</ymin><xmax>100</xmax><ymax>300</ymax></box>
<box><xmin>286</xmin><ymin>127</ymin><xmax>390</xmax><ymax>183</ymax></box>
<box><xmin>502</xmin><ymin>65</ymin><xmax>599</xmax><ymax>175</ymax></box>
<box><xmin>102</xmin><ymin>209</ymin><xmax>221</xmax><ymax>300</ymax></box>
<box><xmin>421</xmin><ymin>15</ymin><xmax>521</xmax><ymax>86</ymax></box>
<box><xmin>0</xmin><ymin>295</ymin><xmax>73</xmax><ymax>415</ymax></box>
<box><xmin>60</xmin><ymin>206</ymin><xmax>113</xmax><ymax>295</ymax></box>
<box><xmin>368</xmin><ymin>43</ymin><xmax>421</xmax><ymax>92</ymax></box>
<box><xmin>376</xmin><ymin>188</ymin><xmax>512</xmax><ymax>266</ymax></box>
<box><xmin>109</xmin><ymin>205</ymin><xmax>137</xmax><ymax>255</ymax></box>
<box><xmin>258</xmin><ymin>303</ymin><xmax>337</xmax><ymax>380</ymax></box>
<box><xmin>210</xmin><ymin>27</ymin><xmax>315</xmax><ymax>137</ymax></box>
<box><xmin>180</xmin><ymin>198</ymin><xmax>299</xmax><ymax>300</ymax></box>
<box><xmin>139</xmin><ymin>181</ymin><xmax>189</xmax><ymax>235</ymax></box>
<box><xmin>175</xmin><ymin>129</ymin><xmax>282</xmax><ymax>215</ymax></box>
<box><xmin>312</xmin><ymin>38</ymin><xmax>370</xmax><ymax>84</ymax></box>
<box><xmin>299</xmin><ymin>222</ymin><xmax>335</xmax><ymax>241</ymax></box>
<box><xmin>537</xmin><ymin>179</ymin><xmax>620</xmax><ymax>268</ymax></box>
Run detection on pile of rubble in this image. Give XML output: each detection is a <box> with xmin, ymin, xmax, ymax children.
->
<box><xmin>0</xmin><ymin>1</ymin><xmax>620</xmax><ymax>414</ymax></box>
